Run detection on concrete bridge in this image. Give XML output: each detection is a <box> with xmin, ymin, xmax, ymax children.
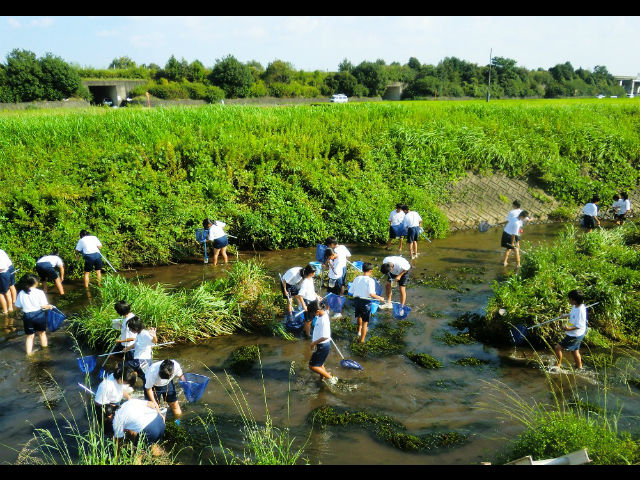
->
<box><xmin>81</xmin><ymin>79</ymin><xmax>147</xmax><ymax>106</ymax></box>
<box><xmin>614</xmin><ymin>74</ymin><xmax>640</xmax><ymax>95</ymax></box>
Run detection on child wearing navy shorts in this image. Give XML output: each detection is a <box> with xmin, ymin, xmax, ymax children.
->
<box><xmin>553</xmin><ymin>290</ymin><xmax>588</xmax><ymax>370</ymax></box>
<box><xmin>308</xmin><ymin>302</ymin><xmax>337</xmax><ymax>385</ymax></box>
<box><xmin>15</xmin><ymin>276</ymin><xmax>53</xmax><ymax>355</ymax></box>
<box><xmin>352</xmin><ymin>262</ymin><xmax>386</xmax><ymax>343</ymax></box>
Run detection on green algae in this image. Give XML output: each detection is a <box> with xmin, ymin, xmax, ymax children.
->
<box><xmin>229</xmin><ymin>345</ymin><xmax>261</xmax><ymax>374</ymax></box>
<box><xmin>453</xmin><ymin>357</ymin><xmax>490</xmax><ymax>367</ymax></box>
<box><xmin>415</xmin><ymin>273</ymin><xmax>463</xmax><ymax>292</ymax></box>
<box><xmin>428</xmin><ymin>379</ymin><xmax>467</xmax><ymax>391</ymax></box>
<box><xmin>406</xmin><ymin>351</ymin><xmax>442</xmax><ymax>369</ymax></box>
<box><xmin>348</xmin><ymin>320</ymin><xmax>414</xmax><ymax>358</ymax></box>
<box><xmin>434</xmin><ymin>330</ymin><xmax>477</xmax><ymax>346</ymax></box>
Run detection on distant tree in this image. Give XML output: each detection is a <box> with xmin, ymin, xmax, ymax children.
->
<box><xmin>263</xmin><ymin>60</ymin><xmax>295</xmax><ymax>84</ymax></box>
<box><xmin>39</xmin><ymin>53</ymin><xmax>81</xmax><ymax>100</ymax></box>
<box><xmin>402</xmin><ymin>75</ymin><xmax>438</xmax><ymax>98</ymax></box>
<box><xmin>4</xmin><ymin>49</ymin><xmax>43</xmax><ymax>102</ymax></box>
<box><xmin>338</xmin><ymin>58</ymin><xmax>354</xmax><ymax>73</ymax></box>
<box><xmin>375</xmin><ymin>58</ymin><xmax>386</xmax><ymax>66</ymax></box>
<box><xmin>549</xmin><ymin>62</ymin><xmax>575</xmax><ymax>82</ymax></box>
<box><xmin>109</xmin><ymin>56</ymin><xmax>136</xmax><ymax>69</ymax></box>
<box><xmin>325</xmin><ymin>71</ymin><xmax>358</xmax><ymax>96</ymax></box>
<box><xmin>187</xmin><ymin>60</ymin><xmax>206</xmax><ymax>83</ymax></box>
<box><xmin>163</xmin><ymin>55</ymin><xmax>189</xmax><ymax>82</ymax></box>
<box><xmin>352</xmin><ymin>61</ymin><xmax>388</xmax><ymax>97</ymax></box>
<box><xmin>407</xmin><ymin>57</ymin><xmax>422</xmax><ymax>71</ymax></box>
<box><xmin>209</xmin><ymin>55</ymin><xmax>253</xmax><ymax>98</ymax></box>
<box><xmin>246</xmin><ymin>60</ymin><xmax>264</xmax><ymax>83</ymax></box>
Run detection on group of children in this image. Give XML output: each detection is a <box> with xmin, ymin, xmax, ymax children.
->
<box><xmin>386</xmin><ymin>203</ymin><xmax>424</xmax><ymax>259</ymax></box>
<box><xmin>580</xmin><ymin>192</ymin><xmax>633</xmax><ymax>233</ymax></box>
<box><xmin>92</xmin><ymin>299</ymin><xmax>187</xmax><ymax>454</ymax></box>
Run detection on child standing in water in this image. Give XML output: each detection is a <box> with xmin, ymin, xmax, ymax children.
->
<box><xmin>553</xmin><ymin>290</ymin><xmax>588</xmax><ymax>370</ymax></box>
<box><xmin>15</xmin><ymin>275</ymin><xmax>53</xmax><ymax>355</ymax></box>
<box><xmin>203</xmin><ymin>218</ymin><xmax>229</xmax><ymax>266</ymax></box>
<box><xmin>402</xmin><ymin>206</ymin><xmax>422</xmax><ymax>259</ymax></box>
<box><xmin>502</xmin><ymin>211</ymin><xmax>529</xmax><ymax>267</ymax></box>
<box><xmin>386</xmin><ymin>203</ymin><xmax>406</xmax><ymax>251</ymax></box>
<box><xmin>324</xmin><ymin>248</ymin><xmax>347</xmax><ymax>319</ymax></box>
<box><xmin>281</xmin><ymin>266</ymin><xmax>303</xmax><ymax>318</ymax></box>
<box><xmin>295</xmin><ymin>264</ymin><xmax>323</xmax><ymax>337</ymax></box>
<box><xmin>75</xmin><ymin>230</ymin><xmax>103</xmax><ymax>288</ymax></box>
<box><xmin>123</xmin><ymin>316</ymin><xmax>157</xmax><ymax>387</ymax></box>
<box><xmin>35</xmin><ymin>252</ymin><xmax>65</xmax><ymax>295</ymax></box>
<box><xmin>0</xmin><ymin>249</ymin><xmax>16</xmax><ymax>314</ymax></box>
<box><xmin>581</xmin><ymin>196</ymin><xmax>600</xmax><ymax>232</ymax></box>
<box><xmin>379</xmin><ymin>256</ymin><xmax>411</xmax><ymax>308</ymax></box>
<box><xmin>308</xmin><ymin>301</ymin><xmax>337</xmax><ymax>385</ymax></box>
<box><xmin>352</xmin><ymin>262</ymin><xmax>386</xmax><ymax>343</ymax></box>
<box><xmin>111</xmin><ymin>300</ymin><xmax>137</xmax><ymax>361</ymax></box>
<box><xmin>618</xmin><ymin>192</ymin><xmax>632</xmax><ymax>222</ymax></box>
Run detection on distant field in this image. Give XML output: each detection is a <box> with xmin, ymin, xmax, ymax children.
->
<box><xmin>1</xmin><ymin>99</ymin><xmax>638</xmax><ymax>274</ymax></box>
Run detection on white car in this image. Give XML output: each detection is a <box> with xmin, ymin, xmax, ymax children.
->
<box><xmin>610</xmin><ymin>95</ymin><xmax>618</xmax><ymax>98</ymax></box>
<box><xmin>596</xmin><ymin>94</ymin><xmax>605</xmax><ymax>99</ymax></box>
<box><xmin>627</xmin><ymin>93</ymin><xmax>634</xmax><ymax>98</ymax></box>
<box><xmin>330</xmin><ymin>94</ymin><xmax>348</xmax><ymax>103</ymax></box>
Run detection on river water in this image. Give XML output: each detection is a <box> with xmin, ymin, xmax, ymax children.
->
<box><xmin>1</xmin><ymin>224</ymin><xmax>638</xmax><ymax>464</ymax></box>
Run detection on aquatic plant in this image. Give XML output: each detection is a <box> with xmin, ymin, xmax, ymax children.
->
<box><xmin>348</xmin><ymin>320</ymin><xmax>414</xmax><ymax>357</ymax></box>
<box><xmin>433</xmin><ymin>330</ymin><xmax>477</xmax><ymax>346</ymax></box>
<box><xmin>453</xmin><ymin>357</ymin><xmax>490</xmax><ymax>367</ymax></box>
<box><xmin>405</xmin><ymin>351</ymin><xmax>442</xmax><ymax>369</ymax></box>
<box><xmin>228</xmin><ymin>345</ymin><xmax>260</xmax><ymax>374</ymax></box>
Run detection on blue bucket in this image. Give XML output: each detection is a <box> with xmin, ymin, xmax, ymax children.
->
<box><xmin>315</xmin><ymin>244</ymin><xmax>327</xmax><ymax>263</ymax></box>
<box><xmin>370</xmin><ymin>300</ymin><xmax>380</xmax><ymax>315</ymax></box>
<box><xmin>179</xmin><ymin>373</ymin><xmax>210</xmax><ymax>403</ymax></box>
<box><xmin>46</xmin><ymin>307</ymin><xmax>66</xmax><ymax>332</ymax></box>
<box><xmin>392</xmin><ymin>303</ymin><xmax>411</xmax><ymax>320</ymax></box>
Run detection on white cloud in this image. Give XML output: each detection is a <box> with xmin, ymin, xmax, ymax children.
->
<box><xmin>31</xmin><ymin>18</ymin><xmax>53</xmax><ymax>28</ymax></box>
<box><xmin>282</xmin><ymin>16</ymin><xmax>321</xmax><ymax>35</ymax></box>
<box><xmin>96</xmin><ymin>29</ymin><xmax>120</xmax><ymax>37</ymax></box>
<box><xmin>130</xmin><ymin>31</ymin><xmax>166</xmax><ymax>48</ymax></box>
<box><xmin>7</xmin><ymin>17</ymin><xmax>21</xmax><ymax>28</ymax></box>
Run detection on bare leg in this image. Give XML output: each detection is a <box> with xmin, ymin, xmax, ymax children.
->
<box><xmin>360</xmin><ymin>321</ymin><xmax>368</xmax><ymax>343</ymax></box>
<box><xmin>221</xmin><ymin>247</ymin><xmax>228</xmax><ymax>264</ymax></box>
<box><xmin>571</xmin><ymin>350</ymin><xmax>582</xmax><ymax>369</ymax></box>
<box><xmin>398</xmin><ymin>237</ymin><xmax>404</xmax><ymax>251</ymax></box>
<box><xmin>25</xmin><ymin>334</ymin><xmax>35</xmax><ymax>355</ymax></box>
<box><xmin>414</xmin><ymin>241</ymin><xmax>419</xmax><ymax>257</ymax></box>
<box><xmin>303</xmin><ymin>320</ymin><xmax>311</xmax><ymax>337</ymax></box>
<box><xmin>503</xmin><ymin>249</ymin><xmax>511</xmax><ymax>266</ymax></box>
<box><xmin>357</xmin><ymin>317</ymin><xmax>362</xmax><ymax>336</ymax></box>
<box><xmin>42</xmin><ymin>282</ymin><xmax>48</xmax><ymax>293</ymax></box>
<box><xmin>4</xmin><ymin>293</ymin><xmax>12</xmax><ymax>312</ymax></box>
<box><xmin>515</xmin><ymin>248</ymin><xmax>521</xmax><ymax>267</ymax></box>
<box><xmin>96</xmin><ymin>270</ymin><xmax>102</xmax><ymax>287</ymax></box>
<box><xmin>399</xmin><ymin>286</ymin><xmax>407</xmax><ymax>306</ymax></box>
<box><xmin>309</xmin><ymin>364</ymin><xmax>332</xmax><ymax>379</ymax></box>
<box><xmin>168</xmin><ymin>401</ymin><xmax>182</xmax><ymax>417</ymax></box>
<box><xmin>385</xmin><ymin>282</ymin><xmax>392</xmax><ymax>304</ymax></box>
<box><xmin>84</xmin><ymin>272</ymin><xmax>90</xmax><ymax>288</ymax></box>
<box><xmin>9</xmin><ymin>285</ymin><xmax>16</xmax><ymax>305</ymax></box>
<box><xmin>213</xmin><ymin>248</ymin><xmax>221</xmax><ymax>266</ymax></box>
<box><xmin>38</xmin><ymin>331</ymin><xmax>48</xmax><ymax>348</ymax></box>
<box><xmin>0</xmin><ymin>295</ymin><xmax>8</xmax><ymax>315</ymax></box>
<box><xmin>54</xmin><ymin>278</ymin><xmax>65</xmax><ymax>295</ymax></box>
<box><xmin>553</xmin><ymin>344</ymin><xmax>563</xmax><ymax>367</ymax></box>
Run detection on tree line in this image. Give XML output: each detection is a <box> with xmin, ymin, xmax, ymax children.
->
<box><xmin>0</xmin><ymin>49</ymin><xmax>628</xmax><ymax>104</ymax></box>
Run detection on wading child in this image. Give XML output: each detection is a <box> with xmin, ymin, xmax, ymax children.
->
<box><xmin>308</xmin><ymin>301</ymin><xmax>337</xmax><ymax>385</ymax></box>
<box><xmin>402</xmin><ymin>206</ymin><xmax>422</xmax><ymax>259</ymax></box>
<box><xmin>35</xmin><ymin>252</ymin><xmax>65</xmax><ymax>295</ymax></box>
<box><xmin>379</xmin><ymin>256</ymin><xmax>411</xmax><ymax>309</ymax></box>
<box><xmin>15</xmin><ymin>276</ymin><xmax>53</xmax><ymax>355</ymax></box>
<box><xmin>506</xmin><ymin>200</ymin><xmax>522</xmax><ymax>222</ymax></box>
<box><xmin>74</xmin><ymin>230</ymin><xmax>103</xmax><ymax>288</ymax></box>
<box><xmin>611</xmin><ymin>194</ymin><xmax>622</xmax><ymax>224</ymax></box>
<box><xmin>0</xmin><ymin>249</ymin><xmax>16</xmax><ymax>314</ymax></box>
<box><xmin>295</xmin><ymin>264</ymin><xmax>323</xmax><ymax>337</ymax></box>
<box><xmin>352</xmin><ymin>262</ymin><xmax>386</xmax><ymax>343</ymax></box>
<box><xmin>324</xmin><ymin>248</ymin><xmax>347</xmax><ymax>319</ymax></box>
<box><xmin>324</xmin><ymin>237</ymin><xmax>351</xmax><ymax>289</ymax></box>
<box><xmin>203</xmin><ymin>218</ymin><xmax>228</xmax><ymax>266</ymax></box>
<box><xmin>108</xmin><ymin>399</ymin><xmax>166</xmax><ymax>456</ymax></box>
<box><xmin>386</xmin><ymin>203</ymin><xmax>406</xmax><ymax>251</ymax></box>
<box><xmin>618</xmin><ymin>192</ymin><xmax>632</xmax><ymax>222</ymax></box>
<box><xmin>111</xmin><ymin>300</ymin><xmax>137</xmax><ymax>361</ymax></box>
<box><xmin>281</xmin><ymin>266</ymin><xmax>303</xmax><ymax>318</ymax></box>
<box><xmin>123</xmin><ymin>316</ymin><xmax>157</xmax><ymax>387</ymax></box>
<box><xmin>95</xmin><ymin>365</ymin><xmax>136</xmax><ymax>435</ymax></box>
<box><xmin>144</xmin><ymin>359</ymin><xmax>186</xmax><ymax>418</ymax></box>
<box><xmin>553</xmin><ymin>290</ymin><xmax>588</xmax><ymax>370</ymax></box>
<box><xmin>581</xmin><ymin>196</ymin><xmax>600</xmax><ymax>233</ymax></box>
<box><xmin>502</xmin><ymin>211</ymin><xmax>529</xmax><ymax>267</ymax></box>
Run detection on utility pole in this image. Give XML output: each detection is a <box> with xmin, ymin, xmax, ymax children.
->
<box><xmin>486</xmin><ymin>48</ymin><xmax>492</xmax><ymax>102</ymax></box>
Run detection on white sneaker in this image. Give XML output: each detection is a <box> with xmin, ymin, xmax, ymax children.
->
<box><xmin>327</xmin><ymin>376</ymin><xmax>338</xmax><ymax>385</ymax></box>
<box><xmin>331</xmin><ymin>313</ymin><xmax>342</xmax><ymax>319</ymax></box>
<box><xmin>379</xmin><ymin>302</ymin><xmax>393</xmax><ymax>310</ymax></box>
<box><xmin>204</xmin><ymin>258</ymin><xmax>209</xmax><ymax>264</ymax></box>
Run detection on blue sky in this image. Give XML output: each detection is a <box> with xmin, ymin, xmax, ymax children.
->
<box><xmin>1</xmin><ymin>16</ymin><xmax>639</xmax><ymax>74</ymax></box>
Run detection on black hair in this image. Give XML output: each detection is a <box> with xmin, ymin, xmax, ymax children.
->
<box><xmin>49</xmin><ymin>250</ymin><xmax>60</xmax><ymax>257</ymax></box>
<box><xmin>202</xmin><ymin>218</ymin><xmax>213</xmax><ymax>229</ymax></box>
<box><xmin>112</xmin><ymin>365</ymin><xmax>137</xmax><ymax>387</ymax></box>
<box><xmin>159</xmin><ymin>359</ymin><xmax>175</xmax><ymax>380</ymax></box>
<box><xmin>512</xmin><ymin>200</ymin><xmax>521</xmax><ymax>208</ymax></box>
<box><xmin>302</xmin><ymin>264</ymin><xmax>316</xmax><ymax>277</ymax></box>
<box><xmin>380</xmin><ymin>263</ymin><xmax>391</xmax><ymax>275</ymax></box>
<box><xmin>402</xmin><ymin>205</ymin><xmax>410</xmax><ymax>212</ymax></box>
<box><xmin>102</xmin><ymin>403</ymin><xmax>119</xmax><ymax>419</ymax></box>
<box><xmin>621</xmin><ymin>192</ymin><xmax>629</xmax><ymax>200</ymax></box>
<box><xmin>323</xmin><ymin>248</ymin><xmax>336</xmax><ymax>262</ymax></box>
<box><xmin>22</xmin><ymin>275</ymin><xmax>38</xmax><ymax>293</ymax></box>
<box><xmin>518</xmin><ymin>210</ymin><xmax>529</xmax><ymax>219</ymax></box>
<box><xmin>568</xmin><ymin>289</ymin><xmax>584</xmax><ymax>305</ymax></box>
<box><xmin>591</xmin><ymin>195</ymin><xmax>600</xmax><ymax>203</ymax></box>
<box><xmin>114</xmin><ymin>300</ymin><xmax>131</xmax><ymax>316</ymax></box>
<box><xmin>613</xmin><ymin>194</ymin><xmax>620</xmax><ymax>201</ymax></box>
<box><xmin>126</xmin><ymin>315</ymin><xmax>143</xmax><ymax>334</ymax></box>
<box><xmin>79</xmin><ymin>230</ymin><xmax>89</xmax><ymax>238</ymax></box>
<box><xmin>362</xmin><ymin>262</ymin><xmax>374</xmax><ymax>273</ymax></box>
<box><xmin>324</xmin><ymin>237</ymin><xmax>338</xmax><ymax>247</ymax></box>
<box><xmin>396</xmin><ymin>203</ymin><xmax>404</xmax><ymax>209</ymax></box>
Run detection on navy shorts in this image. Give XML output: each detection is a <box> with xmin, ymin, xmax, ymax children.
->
<box><xmin>304</xmin><ymin>300</ymin><xmax>319</xmax><ymax>322</ymax></box>
<box><xmin>327</xmin><ymin>276</ymin><xmax>344</xmax><ymax>295</ymax></box>
<box><xmin>8</xmin><ymin>265</ymin><xmax>15</xmax><ymax>286</ymax></box>
<box><xmin>388</xmin><ymin>271</ymin><xmax>410</xmax><ymax>287</ymax></box>
<box><xmin>309</xmin><ymin>341</ymin><xmax>331</xmax><ymax>367</ymax></box>
<box><xmin>36</xmin><ymin>263</ymin><xmax>59</xmax><ymax>281</ymax></box>
<box><xmin>582</xmin><ymin>215</ymin><xmax>596</xmax><ymax>229</ymax></box>
<box><xmin>559</xmin><ymin>333</ymin><xmax>585</xmax><ymax>352</ymax></box>
<box><xmin>501</xmin><ymin>231</ymin><xmax>520</xmax><ymax>249</ymax></box>
<box><xmin>126</xmin><ymin>359</ymin><xmax>150</xmax><ymax>386</ymax></box>
<box><xmin>83</xmin><ymin>253</ymin><xmax>103</xmax><ymax>272</ymax></box>
<box><xmin>23</xmin><ymin>310</ymin><xmax>47</xmax><ymax>335</ymax></box>
<box><xmin>406</xmin><ymin>226</ymin><xmax>420</xmax><ymax>243</ymax></box>
<box><xmin>354</xmin><ymin>297</ymin><xmax>372</xmax><ymax>323</ymax></box>
<box><xmin>140</xmin><ymin>413</ymin><xmax>165</xmax><ymax>443</ymax></box>
<box><xmin>146</xmin><ymin>380</ymin><xmax>178</xmax><ymax>403</ymax></box>
<box><xmin>0</xmin><ymin>271</ymin><xmax>10</xmax><ymax>295</ymax></box>
<box><xmin>113</xmin><ymin>343</ymin><xmax>135</xmax><ymax>361</ymax></box>
<box><xmin>212</xmin><ymin>236</ymin><xmax>228</xmax><ymax>249</ymax></box>
<box><xmin>283</xmin><ymin>282</ymin><xmax>300</xmax><ymax>298</ymax></box>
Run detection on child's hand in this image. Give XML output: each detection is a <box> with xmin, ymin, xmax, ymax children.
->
<box><xmin>149</xmin><ymin>327</ymin><xmax>156</xmax><ymax>334</ymax></box>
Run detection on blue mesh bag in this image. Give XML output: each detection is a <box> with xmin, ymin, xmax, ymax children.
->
<box><xmin>315</xmin><ymin>244</ymin><xmax>327</xmax><ymax>263</ymax></box>
<box><xmin>309</xmin><ymin>261</ymin><xmax>323</xmax><ymax>275</ymax></box>
<box><xmin>325</xmin><ymin>293</ymin><xmax>346</xmax><ymax>312</ymax></box>
<box><xmin>351</xmin><ymin>260</ymin><xmax>364</xmax><ymax>271</ymax></box>
<box><xmin>46</xmin><ymin>307</ymin><xmax>66</xmax><ymax>332</ymax></box>
<box><xmin>285</xmin><ymin>309</ymin><xmax>305</xmax><ymax>332</ymax></box>
<box><xmin>370</xmin><ymin>300</ymin><xmax>380</xmax><ymax>315</ymax></box>
<box><xmin>374</xmin><ymin>279</ymin><xmax>383</xmax><ymax>297</ymax></box>
<box><xmin>77</xmin><ymin>355</ymin><xmax>97</xmax><ymax>373</ymax></box>
<box><xmin>392</xmin><ymin>303</ymin><xmax>411</xmax><ymax>320</ymax></box>
<box><xmin>179</xmin><ymin>373</ymin><xmax>210</xmax><ymax>403</ymax></box>
<box><xmin>195</xmin><ymin>228</ymin><xmax>208</xmax><ymax>243</ymax></box>
<box><xmin>391</xmin><ymin>224</ymin><xmax>407</xmax><ymax>237</ymax></box>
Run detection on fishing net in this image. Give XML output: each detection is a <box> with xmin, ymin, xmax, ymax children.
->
<box><xmin>340</xmin><ymin>359</ymin><xmax>364</xmax><ymax>370</ymax></box>
<box><xmin>478</xmin><ymin>221</ymin><xmax>490</xmax><ymax>233</ymax></box>
<box><xmin>351</xmin><ymin>260</ymin><xmax>364</xmax><ymax>271</ymax></box>
<box><xmin>309</xmin><ymin>261</ymin><xmax>323</xmax><ymax>275</ymax></box>
<box><xmin>315</xmin><ymin>244</ymin><xmax>327</xmax><ymax>263</ymax></box>
<box><xmin>392</xmin><ymin>303</ymin><xmax>412</xmax><ymax>320</ymax></box>
<box><xmin>374</xmin><ymin>279</ymin><xmax>383</xmax><ymax>297</ymax></box>
<box><xmin>325</xmin><ymin>293</ymin><xmax>346</xmax><ymax>312</ymax></box>
<box><xmin>46</xmin><ymin>307</ymin><xmax>66</xmax><ymax>332</ymax></box>
<box><xmin>77</xmin><ymin>355</ymin><xmax>97</xmax><ymax>373</ymax></box>
<box><xmin>179</xmin><ymin>373</ymin><xmax>210</xmax><ymax>403</ymax></box>
<box><xmin>510</xmin><ymin>325</ymin><xmax>529</xmax><ymax>346</ymax></box>
<box><xmin>370</xmin><ymin>300</ymin><xmax>380</xmax><ymax>315</ymax></box>
<box><xmin>195</xmin><ymin>228</ymin><xmax>208</xmax><ymax>243</ymax></box>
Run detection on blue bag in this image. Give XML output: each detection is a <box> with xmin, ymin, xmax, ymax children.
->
<box><xmin>392</xmin><ymin>303</ymin><xmax>411</xmax><ymax>320</ymax></box>
<box><xmin>391</xmin><ymin>224</ymin><xmax>408</xmax><ymax>237</ymax></box>
<box><xmin>46</xmin><ymin>307</ymin><xmax>66</xmax><ymax>332</ymax></box>
<box><xmin>316</xmin><ymin>244</ymin><xmax>327</xmax><ymax>263</ymax></box>
<box><xmin>325</xmin><ymin>293</ymin><xmax>346</xmax><ymax>312</ymax></box>
<box><xmin>285</xmin><ymin>309</ymin><xmax>306</xmax><ymax>332</ymax></box>
<box><xmin>179</xmin><ymin>373</ymin><xmax>210</xmax><ymax>403</ymax></box>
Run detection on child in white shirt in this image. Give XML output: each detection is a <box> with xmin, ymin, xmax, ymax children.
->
<box><xmin>402</xmin><ymin>206</ymin><xmax>422</xmax><ymax>259</ymax></box>
<box><xmin>295</xmin><ymin>264</ymin><xmax>323</xmax><ymax>337</ymax></box>
<box><xmin>35</xmin><ymin>253</ymin><xmax>65</xmax><ymax>295</ymax></box>
<box><xmin>203</xmin><ymin>218</ymin><xmax>229</xmax><ymax>266</ymax></box>
<box><xmin>386</xmin><ymin>203</ymin><xmax>406</xmax><ymax>251</ymax></box>
<box><xmin>501</xmin><ymin>211</ymin><xmax>528</xmax><ymax>267</ymax></box>
<box><xmin>581</xmin><ymin>196</ymin><xmax>600</xmax><ymax>232</ymax></box>
<box><xmin>554</xmin><ymin>290</ymin><xmax>588</xmax><ymax>370</ymax></box>
<box><xmin>123</xmin><ymin>316</ymin><xmax>157</xmax><ymax>387</ymax></box>
<box><xmin>308</xmin><ymin>302</ymin><xmax>336</xmax><ymax>384</ymax></box>
<box><xmin>380</xmin><ymin>256</ymin><xmax>411</xmax><ymax>308</ymax></box>
<box><xmin>74</xmin><ymin>229</ymin><xmax>103</xmax><ymax>288</ymax></box>
<box><xmin>111</xmin><ymin>300</ymin><xmax>137</xmax><ymax>361</ymax></box>
<box><xmin>15</xmin><ymin>276</ymin><xmax>53</xmax><ymax>355</ymax></box>
<box><xmin>352</xmin><ymin>262</ymin><xmax>386</xmax><ymax>343</ymax></box>
<box><xmin>144</xmin><ymin>359</ymin><xmax>186</xmax><ymax>417</ymax></box>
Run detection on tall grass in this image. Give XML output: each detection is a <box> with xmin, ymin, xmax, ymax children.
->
<box><xmin>1</xmin><ymin>100</ymin><xmax>638</xmax><ymax>273</ymax></box>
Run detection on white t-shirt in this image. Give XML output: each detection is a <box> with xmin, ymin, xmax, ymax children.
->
<box><xmin>112</xmin><ymin>313</ymin><xmax>137</xmax><ymax>347</ymax></box>
<box><xmin>382</xmin><ymin>256</ymin><xmax>411</xmax><ymax>275</ymax></box>
<box><xmin>402</xmin><ymin>211</ymin><xmax>422</xmax><ymax>228</ymax></box>
<box><xmin>612</xmin><ymin>199</ymin><xmax>623</xmax><ymax>214</ymax></box>
<box><xmin>504</xmin><ymin>217</ymin><xmax>523</xmax><ymax>236</ymax></box>
<box><xmin>0</xmin><ymin>250</ymin><xmax>12</xmax><ymax>272</ymax></box>
<box><xmin>36</xmin><ymin>255</ymin><xmax>64</xmax><ymax>268</ymax></box>
<box><xmin>75</xmin><ymin>236</ymin><xmax>102</xmax><ymax>255</ymax></box>
<box><xmin>507</xmin><ymin>208</ymin><xmax>523</xmax><ymax>222</ymax></box>
<box><xmin>619</xmin><ymin>199</ymin><xmax>631</xmax><ymax>215</ymax></box>
<box><xmin>283</xmin><ymin>267</ymin><xmax>303</xmax><ymax>285</ymax></box>
<box><xmin>567</xmin><ymin>304</ymin><xmax>587</xmax><ymax>337</ymax></box>
<box><xmin>95</xmin><ymin>374</ymin><xmax>124</xmax><ymax>405</ymax></box>
<box><xmin>144</xmin><ymin>360</ymin><xmax>183</xmax><ymax>389</ymax></box>
<box><xmin>582</xmin><ymin>203</ymin><xmax>598</xmax><ymax>217</ymax></box>
<box><xmin>207</xmin><ymin>221</ymin><xmax>226</xmax><ymax>240</ymax></box>
<box><xmin>134</xmin><ymin>329</ymin><xmax>155</xmax><ymax>360</ymax></box>
<box><xmin>328</xmin><ymin>256</ymin><xmax>346</xmax><ymax>280</ymax></box>
<box><xmin>112</xmin><ymin>399</ymin><xmax>161</xmax><ymax>438</ymax></box>
<box><xmin>334</xmin><ymin>244</ymin><xmax>351</xmax><ymax>260</ymax></box>
<box><xmin>15</xmin><ymin>288</ymin><xmax>49</xmax><ymax>313</ymax></box>
<box><xmin>389</xmin><ymin>209</ymin><xmax>405</xmax><ymax>226</ymax></box>
<box><xmin>312</xmin><ymin>312</ymin><xmax>331</xmax><ymax>344</ymax></box>
<box><xmin>297</xmin><ymin>277</ymin><xmax>317</xmax><ymax>302</ymax></box>
<box><xmin>351</xmin><ymin>275</ymin><xmax>377</xmax><ymax>299</ymax></box>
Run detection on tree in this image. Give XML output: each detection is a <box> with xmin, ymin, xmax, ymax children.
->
<box><xmin>209</xmin><ymin>55</ymin><xmax>253</xmax><ymax>98</ymax></box>
<box><xmin>352</xmin><ymin>61</ymin><xmax>388</xmax><ymax>97</ymax></box>
<box><xmin>407</xmin><ymin>57</ymin><xmax>422</xmax><ymax>71</ymax></box>
<box><xmin>4</xmin><ymin>49</ymin><xmax>43</xmax><ymax>102</ymax></box>
<box><xmin>549</xmin><ymin>62</ymin><xmax>575</xmax><ymax>82</ymax></box>
<box><xmin>246</xmin><ymin>60</ymin><xmax>264</xmax><ymax>83</ymax></box>
<box><xmin>263</xmin><ymin>60</ymin><xmax>295</xmax><ymax>84</ymax></box>
<box><xmin>325</xmin><ymin>71</ymin><xmax>358</xmax><ymax>96</ymax></box>
<box><xmin>187</xmin><ymin>60</ymin><xmax>206</xmax><ymax>83</ymax></box>
<box><xmin>39</xmin><ymin>53</ymin><xmax>81</xmax><ymax>100</ymax></box>
<box><xmin>109</xmin><ymin>56</ymin><xmax>136</xmax><ymax>69</ymax></box>
<box><xmin>163</xmin><ymin>55</ymin><xmax>189</xmax><ymax>82</ymax></box>
<box><xmin>338</xmin><ymin>58</ymin><xmax>354</xmax><ymax>73</ymax></box>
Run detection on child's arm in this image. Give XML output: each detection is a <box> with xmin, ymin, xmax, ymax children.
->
<box><xmin>116</xmin><ymin>337</ymin><xmax>136</xmax><ymax>344</ymax></box>
<box><xmin>59</xmin><ymin>265</ymin><xmax>65</xmax><ymax>282</ymax></box>
<box><xmin>149</xmin><ymin>328</ymin><xmax>158</xmax><ymax>343</ymax></box>
<box><xmin>295</xmin><ymin>295</ymin><xmax>306</xmax><ymax>310</ymax></box>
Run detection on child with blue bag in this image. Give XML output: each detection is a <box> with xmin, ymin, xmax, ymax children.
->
<box><xmin>203</xmin><ymin>218</ymin><xmax>229</xmax><ymax>266</ymax></box>
<box><xmin>352</xmin><ymin>262</ymin><xmax>386</xmax><ymax>343</ymax></box>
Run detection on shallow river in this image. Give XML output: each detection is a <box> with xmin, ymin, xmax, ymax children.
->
<box><xmin>1</xmin><ymin>224</ymin><xmax>638</xmax><ymax>464</ymax></box>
